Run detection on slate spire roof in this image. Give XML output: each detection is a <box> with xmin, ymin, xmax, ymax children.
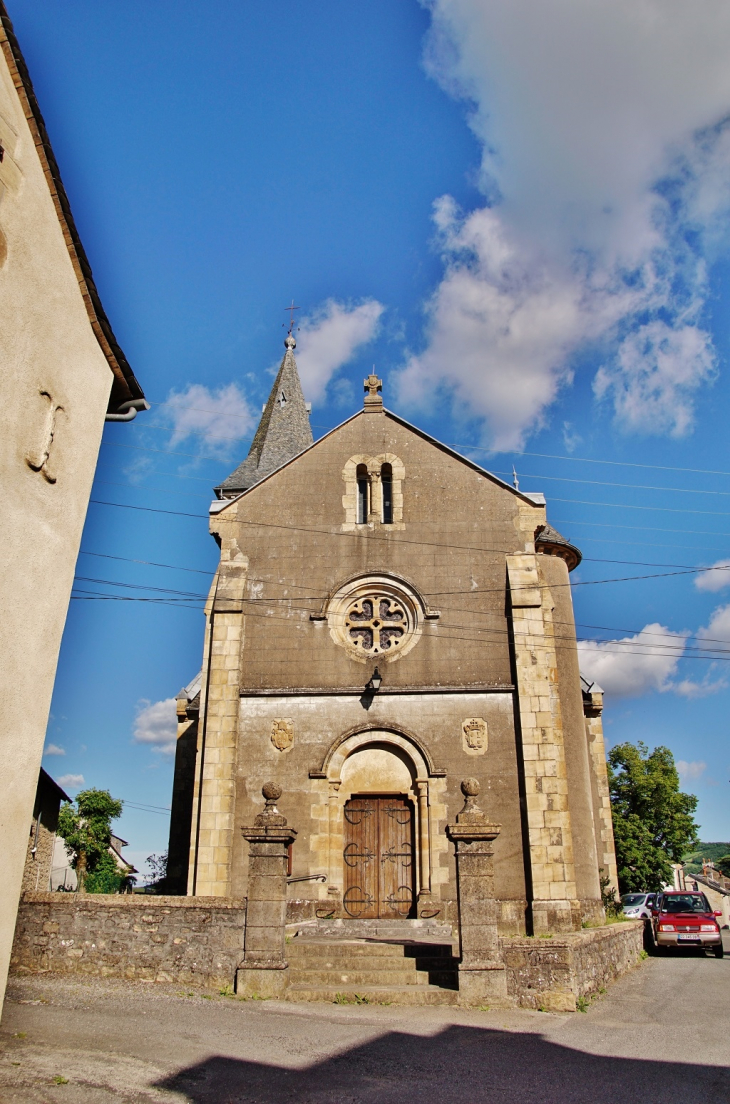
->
<box><xmin>215</xmin><ymin>332</ymin><xmax>313</xmax><ymax>499</ymax></box>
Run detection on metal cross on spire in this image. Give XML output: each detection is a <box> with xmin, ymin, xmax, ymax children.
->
<box><xmin>284</xmin><ymin>300</ymin><xmax>300</xmax><ymax>334</ymax></box>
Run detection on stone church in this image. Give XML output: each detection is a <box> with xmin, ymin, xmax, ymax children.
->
<box><xmin>167</xmin><ymin>331</ymin><xmax>618</xmax><ymax>938</ymax></box>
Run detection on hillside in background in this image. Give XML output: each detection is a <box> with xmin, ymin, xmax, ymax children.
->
<box><xmin>683</xmin><ymin>842</ymin><xmax>730</xmax><ymax>875</ymax></box>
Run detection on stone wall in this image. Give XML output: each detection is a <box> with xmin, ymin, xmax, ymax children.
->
<box><xmin>503</xmin><ymin>920</ymin><xmax>644</xmax><ymax>1011</ymax></box>
<box><xmin>10</xmin><ymin>893</ymin><xmax>246</xmax><ymax>990</ymax></box>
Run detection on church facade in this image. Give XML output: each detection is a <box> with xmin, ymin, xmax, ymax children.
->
<box><xmin>167</xmin><ymin>333</ymin><xmax>618</xmax><ymax>936</ymax></box>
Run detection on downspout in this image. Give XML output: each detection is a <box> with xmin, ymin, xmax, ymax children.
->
<box><xmin>105</xmin><ymin>398</ymin><xmax>150</xmax><ymax>422</ymax></box>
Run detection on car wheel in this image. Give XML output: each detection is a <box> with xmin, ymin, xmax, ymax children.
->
<box><xmin>713</xmin><ymin>943</ymin><xmax>724</xmax><ymax>959</ymax></box>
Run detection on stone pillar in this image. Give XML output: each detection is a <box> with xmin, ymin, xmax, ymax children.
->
<box><xmin>507</xmin><ymin>552</ymin><xmax>580</xmax><ymax>933</ymax></box>
<box><xmin>237</xmin><ymin>783</ymin><xmax>297</xmax><ymax>999</ymax></box>
<box><xmin>583</xmin><ymin>684</ymin><xmax>619</xmax><ymax>898</ymax></box>
<box><xmin>447</xmin><ymin>779</ymin><xmax>508</xmax><ymax>1006</ymax></box>
<box><xmin>416</xmin><ymin>780</ymin><xmax>435</xmax><ymax>916</ymax></box>
<box><xmin>188</xmin><ymin>527</ymin><xmax>248</xmax><ymax>897</ymax></box>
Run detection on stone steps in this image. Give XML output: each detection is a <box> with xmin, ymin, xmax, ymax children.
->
<box><xmin>286</xmin><ymin>984</ymin><xmax>460</xmax><ymax>1006</ymax></box>
<box><xmin>289</xmin><ymin>967</ymin><xmax>432</xmax><ymax>987</ymax></box>
<box><xmin>291</xmin><ymin>918</ymin><xmax>455</xmax><ymax>943</ymax></box>
<box><xmin>288</xmin><ymin>940</ymin><xmax>409</xmax><ymax>960</ymax></box>
<box><xmin>285</xmin><ymin>935</ymin><xmax>459</xmax><ymax>1005</ymax></box>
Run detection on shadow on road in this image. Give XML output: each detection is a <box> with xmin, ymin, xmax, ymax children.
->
<box><xmin>155</xmin><ymin>1021</ymin><xmax>730</xmax><ymax>1104</ymax></box>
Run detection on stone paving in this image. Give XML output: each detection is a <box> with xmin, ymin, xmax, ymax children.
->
<box><xmin>0</xmin><ymin>933</ymin><xmax>728</xmax><ymax>1102</ymax></box>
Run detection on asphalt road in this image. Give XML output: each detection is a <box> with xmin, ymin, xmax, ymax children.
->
<box><xmin>1</xmin><ymin>933</ymin><xmax>728</xmax><ymax>1103</ymax></box>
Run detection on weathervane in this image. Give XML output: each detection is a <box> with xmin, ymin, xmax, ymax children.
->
<box><xmin>284</xmin><ymin>300</ymin><xmax>300</xmax><ymax>334</ymax></box>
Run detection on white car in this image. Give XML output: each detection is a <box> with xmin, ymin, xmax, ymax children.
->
<box><xmin>621</xmin><ymin>892</ymin><xmax>656</xmax><ymax>919</ymax></box>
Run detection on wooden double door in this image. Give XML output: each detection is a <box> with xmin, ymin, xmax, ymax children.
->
<box><xmin>342</xmin><ymin>795</ymin><xmax>415</xmax><ymax>919</ymax></box>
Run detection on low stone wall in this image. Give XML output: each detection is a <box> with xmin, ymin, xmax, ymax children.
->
<box><xmin>10</xmin><ymin>893</ymin><xmax>246</xmax><ymax>990</ymax></box>
<box><xmin>502</xmin><ymin>920</ymin><xmax>644</xmax><ymax>1011</ymax></box>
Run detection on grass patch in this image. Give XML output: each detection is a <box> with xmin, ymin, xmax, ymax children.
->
<box><xmin>52</xmin><ymin>1075</ymin><xmax>69</xmax><ymax>1085</ymax></box>
<box><xmin>478</xmin><ymin>1004</ymin><xmax>491</xmax><ymax>1012</ymax></box>
<box><xmin>576</xmin><ymin>996</ymin><xmax>590</xmax><ymax>1013</ymax></box>
<box><xmin>219</xmin><ymin>985</ymin><xmax>235</xmax><ymax>998</ymax></box>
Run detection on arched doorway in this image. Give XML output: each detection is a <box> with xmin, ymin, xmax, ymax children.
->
<box><xmin>341</xmin><ymin>744</ymin><xmax>416</xmax><ymax>919</ymax></box>
<box><xmin>317</xmin><ymin>728</ymin><xmax>440</xmax><ymax>920</ymax></box>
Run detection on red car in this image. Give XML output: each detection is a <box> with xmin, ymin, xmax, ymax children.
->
<box><xmin>651</xmin><ymin>891</ymin><xmax>724</xmax><ymax>957</ymax></box>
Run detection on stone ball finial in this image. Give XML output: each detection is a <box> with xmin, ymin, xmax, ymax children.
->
<box><xmin>262</xmin><ymin>781</ymin><xmax>282</xmax><ymax>803</ymax></box>
<box><xmin>461</xmin><ymin>777</ymin><xmax>480</xmax><ymax>798</ymax></box>
<box><xmin>284</xmin><ymin>332</ymin><xmax>296</xmax><ymax>351</ymax></box>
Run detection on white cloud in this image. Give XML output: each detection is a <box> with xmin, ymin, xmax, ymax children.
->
<box><xmin>57</xmin><ymin>774</ymin><xmax>85</xmax><ymax>791</ymax></box>
<box><xmin>673</xmin><ymin>673</ymin><xmax>727</xmax><ymax>698</ymax></box>
<box><xmin>578</xmin><ymin>622</ymin><xmax>689</xmax><ymax>698</ymax></box>
<box><xmin>296</xmin><ymin>299</ymin><xmax>384</xmax><ymax>404</ymax></box>
<box><xmin>695</xmin><ymin>559</ymin><xmax>730</xmax><ymax>592</ymax></box>
<box><xmin>396</xmin><ymin>1</ymin><xmax>730</xmax><ymax>446</ymax></box>
<box><xmin>676</xmin><ymin>759</ymin><xmax>707</xmax><ymax>781</ymax></box>
<box><xmin>164</xmin><ymin>383</ymin><xmax>255</xmax><ymax>459</ymax></box>
<box><xmin>44</xmin><ymin>744</ymin><xmax>65</xmax><ymax>757</ymax></box>
<box><xmin>696</xmin><ymin>603</ymin><xmax>730</xmax><ymax>653</ymax></box>
<box><xmin>594</xmin><ymin>321</ymin><xmax>717</xmax><ymax>437</ymax></box>
<box><xmin>133</xmin><ymin>698</ymin><xmax>178</xmax><ymax>757</ymax></box>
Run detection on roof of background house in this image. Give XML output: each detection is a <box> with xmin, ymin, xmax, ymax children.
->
<box><xmin>0</xmin><ymin>1</ymin><xmax>145</xmax><ymax>409</ymax></box>
<box><xmin>38</xmin><ymin>768</ymin><xmax>70</xmax><ymax>804</ymax></box>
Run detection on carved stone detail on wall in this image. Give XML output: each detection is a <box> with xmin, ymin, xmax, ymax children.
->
<box><xmin>26</xmin><ymin>389</ymin><xmax>64</xmax><ymax>484</ymax></box>
<box><xmin>462</xmin><ymin>718</ymin><xmax>488</xmax><ymax>756</ymax></box>
<box><xmin>270</xmin><ymin>718</ymin><xmax>294</xmax><ymax>752</ymax></box>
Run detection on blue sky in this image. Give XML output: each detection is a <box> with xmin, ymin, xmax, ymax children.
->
<box><xmin>13</xmin><ymin>0</ymin><xmax>730</xmax><ymax>873</ymax></box>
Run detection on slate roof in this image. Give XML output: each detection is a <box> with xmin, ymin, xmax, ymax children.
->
<box><xmin>215</xmin><ymin>333</ymin><xmax>313</xmax><ymax>498</ymax></box>
<box><xmin>535</xmin><ymin>522</ymin><xmax>582</xmax><ymax>570</ymax></box>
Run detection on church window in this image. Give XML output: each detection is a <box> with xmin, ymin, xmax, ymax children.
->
<box><xmin>381</xmin><ymin>463</ymin><xmax>393</xmax><ymax>524</ymax></box>
<box><xmin>356</xmin><ymin>464</ymin><xmax>369</xmax><ymax>524</ymax></box>
<box><xmin>345</xmin><ymin>594</ymin><xmax>407</xmax><ymax>655</ymax></box>
<box><xmin>325</xmin><ymin>573</ymin><xmax>437</xmax><ymax>663</ymax></box>
<box><xmin>343</xmin><ymin>454</ymin><xmax>405</xmax><ymax>531</ymax></box>
<box><xmin>279</xmin><ymin>390</ymin><xmax>287</xmax><ymax>406</ymax></box>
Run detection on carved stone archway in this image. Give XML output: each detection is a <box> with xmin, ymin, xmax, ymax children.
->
<box><xmin>315</xmin><ymin>726</ymin><xmax>443</xmax><ymax>914</ymax></box>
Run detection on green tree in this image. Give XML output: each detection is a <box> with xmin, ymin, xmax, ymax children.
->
<box><xmin>84</xmin><ymin>850</ymin><xmax>132</xmax><ymax>894</ymax></box>
<box><xmin>608</xmin><ymin>742</ymin><xmax>699</xmax><ymax>894</ymax></box>
<box><xmin>57</xmin><ymin>788</ymin><xmax>123</xmax><ymax>893</ymax></box>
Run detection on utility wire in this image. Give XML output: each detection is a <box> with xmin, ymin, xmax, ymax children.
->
<box><xmin>137</xmin><ymin>398</ymin><xmax>730</xmax><ymax>478</ymax></box>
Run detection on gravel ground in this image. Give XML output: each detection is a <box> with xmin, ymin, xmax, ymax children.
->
<box><xmin>1</xmin><ymin>934</ymin><xmax>728</xmax><ymax>1103</ymax></box>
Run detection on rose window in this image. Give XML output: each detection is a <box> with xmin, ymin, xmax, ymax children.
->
<box><xmin>345</xmin><ymin>596</ymin><xmax>407</xmax><ymax>655</ymax></box>
<box><xmin>326</xmin><ymin>574</ymin><xmax>428</xmax><ymax>664</ymax></box>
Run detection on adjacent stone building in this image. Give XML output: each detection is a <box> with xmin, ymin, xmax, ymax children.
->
<box><xmin>0</xmin><ymin>2</ymin><xmax>146</xmax><ymax>1008</ymax></box>
<box><xmin>167</xmin><ymin>333</ymin><xmax>618</xmax><ymax>937</ymax></box>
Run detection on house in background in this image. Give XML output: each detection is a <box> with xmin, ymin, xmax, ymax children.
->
<box><xmin>0</xmin><ymin>0</ymin><xmax>146</xmax><ymax>1010</ymax></box>
<box><xmin>21</xmin><ymin>770</ymin><xmax>137</xmax><ymax>893</ymax></box>
<box><xmin>49</xmin><ymin>832</ymin><xmax>137</xmax><ymax>893</ymax></box>
<box><xmin>21</xmin><ymin>770</ymin><xmax>69</xmax><ymax>893</ymax></box>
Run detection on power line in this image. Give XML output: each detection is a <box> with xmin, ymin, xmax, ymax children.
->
<box><xmin>78</xmin><ymin>550</ymin><xmax>214</xmax><ymax>576</ymax></box>
<box><xmin>86</xmin><ymin>500</ymin><xmax>730</xmax><ymax>587</ymax></box>
<box><xmin>68</xmin><ymin>578</ymin><xmax>730</xmax><ymax>656</ymax></box>
<box><xmin>138</xmin><ymin>398</ymin><xmax>730</xmax><ymax>478</ymax></box>
<box><xmin>68</xmin><ymin>589</ymin><xmax>730</xmax><ymax>661</ymax></box>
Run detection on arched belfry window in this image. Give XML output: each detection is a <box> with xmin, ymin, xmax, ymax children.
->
<box><xmin>356</xmin><ymin>464</ymin><xmax>369</xmax><ymax>524</ymax></box>
<box><xmin>343</xmin><ymin>454</ymin><xmax>405</xmax><ymax>531</ymax></box>
<box><xmin>381</xmin><ymin>463</ymin><xmax>393</xmax><ymax>524</ymax></box>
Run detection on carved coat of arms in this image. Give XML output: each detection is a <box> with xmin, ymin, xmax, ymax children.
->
<box><xmin>270</xmin><ymin>718</ymin><xmax>294</xmax><ymax>752</ymax></box>
<box><xmin>462</xmin><ymin>717</ymin><xmax>487</xmax><ymax>753</ymax></box>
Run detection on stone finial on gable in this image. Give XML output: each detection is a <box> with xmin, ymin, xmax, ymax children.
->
<box><xmin>364</xmin><ymin>373</ymin><xmax>383</xmax><ymax>412</ymax></box>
